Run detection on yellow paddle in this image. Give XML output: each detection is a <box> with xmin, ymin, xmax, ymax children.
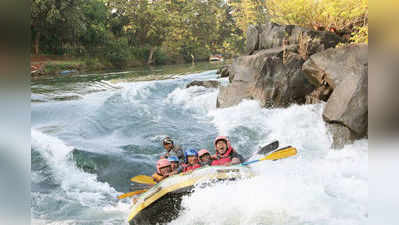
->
<box><xmin>242</xmin><ymin>146</ymin><xmax>297</xmax><ymax>165</ymax></box>
<box><xmin>117</xmin><ymin>189</ymin><xmax>148</xmax><ymax>200</ymax></box>
<box><xmin>263</xmin><ymin>146</ymin><xmax>297</xmax><ymax>160</ymax></box>
<box><xmin>130</xmin><ymin>175</ymin><xmax>157</xmax><ymax>185</ymax></box>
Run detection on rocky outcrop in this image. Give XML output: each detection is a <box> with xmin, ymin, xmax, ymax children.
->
<box><xmin>302</xmin><ymin>44</ymin><xmax>368</xmax><ymax>148</ymax></box>
<box><xmin>217</xmin><ymin>82</ymin><xmax>253</xmax><ymax>108</ymax></box>
<box><xmin>303</xmin><ymin>44</ymin><xmax>368</xmax><ymax>89</ymax></box>
<box><xmin>246</xmin><ymin>25</ymin><xmax>259</xmax><ymax>54</ymax></box>
<box><xmin>217</xmin><ymin>22</ymin><xmax>341</xmax><ymax>108</ymax></box>
<box><xmin>186</xmin><ymin>80</ymin><xmax>220</xmax><ymax>89</ymax></box>
<box><xmin>217</xmin><ymin>45</ymin><xmax>316</xmax><ymax>108</ymax></box>
<box><xmin>216</xmin><ymin>20</ymin><xmax>367</xmax><ymax>149</ymax></box>
<box><xmin>248</xmin><ymin>22</ymin><xmax>342</xmax><ymax>58</ymax></box>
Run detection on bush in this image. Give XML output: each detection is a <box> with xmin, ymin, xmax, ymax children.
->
<box><xmin>351</xmin><ymin>25</ymin><xmax>368</xmax><ymax>43</ymax></box>
<box><xmin>104</xmin><ymin>38</ymin><xmax>130</xmax><ymax>69</ymax></box>
<box><xmin>130</xmin><ymin>47</ymin><xmax>150</xmax><ymax>64</ymax></box>
<box><xmin>266</xmin><ymin>0</ymin><xmax>368</xmax><ymax>43</ymax></box>
<box><xmin>84</xmin><ymin>57</ymin><xmax>104</xmax><ymax>70</ymax></box>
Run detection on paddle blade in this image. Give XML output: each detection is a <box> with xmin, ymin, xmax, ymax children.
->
<box><xmin>257</xmin><ymin>140</ymin><xmax>279</xmax><ymax>155</ymax></box>
<box><xmin>130</xmin><ymin>175</ymin><xmax>157</xmax><ymax>185</ymax></box>
<box><xmin>263</xmin><ymin>146</ymin><xmax>297</xmax><ymax>161</ymax></box>
<box><xmin>117</xmin><ymin>189</ymin><xmax>148</xmax><ymax>200</ymax></box>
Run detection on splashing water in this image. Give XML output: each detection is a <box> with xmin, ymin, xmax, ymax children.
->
<box><xmin>31</xmin><ymin>69</ymin><xmax>367</xmax><ymax>225</ymax></box>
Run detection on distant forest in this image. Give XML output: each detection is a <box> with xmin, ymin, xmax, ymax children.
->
<box><xmin>32</xmin><ymin>0</ymin><xmax>367</xmax><ymax>67</ymax></box>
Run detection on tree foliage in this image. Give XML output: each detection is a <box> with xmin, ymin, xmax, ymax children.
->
<box><xmin>32</xmin><ymin>0</ymin><xmax>368</xmax><ymax>68</ymax></box>
<box><xmin>266</xmin><ymin>0</ymin><xmax>368</xmax><ymax>43</ymax></box>
<box><xmin>31</xmin><ymin>0</ymin><xmax>247</xmax><ymax>65</ymax></box>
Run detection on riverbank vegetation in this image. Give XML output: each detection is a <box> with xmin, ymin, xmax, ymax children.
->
<box><xmin>266</xmin><ymin>0</ymin><xmax>368</xmax><ymax>43</ymax></box>
<box><xmin>31</xmin><ymin>0</ymin><xmax>368</xmax><ymax>72</ymax></box>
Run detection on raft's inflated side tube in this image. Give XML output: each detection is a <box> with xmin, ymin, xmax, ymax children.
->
<box><xmin>129</xmin><ymin>188</ymin><xmax>191</xmax><ymax>225</ymax></box>
<box><xmin>128</xmin><ymin>165</ymin><xmax>254</xmax><ymax>225</ymax></box>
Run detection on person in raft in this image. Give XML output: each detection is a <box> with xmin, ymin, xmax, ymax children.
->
<box><xmin>198</xmin><ymin>149</ymin><xmax>213</xmax><ymax>166</ymax></box>
<box><xmin>168</xmin><ymin>156</ymin><xmax>183</xmax><ymax>174</ymax></box>
<box><xmin>182</xmin><ymin>149</ymin><xmax>201</xmax><ymax>172</ymax></box>
<box><xmin>152</xmin><ymin>159</ymin><xmax>173</xmax><ymax>183</ymax></box>
<box><xmin>211</xmin><ymin>136</ymin><xmax>244</xmax><ymax>166</ymax></box>
<box><xmin>161</xmin><ymin>137</ymin><xmax>184</xmax><ymax>163</ymax></box>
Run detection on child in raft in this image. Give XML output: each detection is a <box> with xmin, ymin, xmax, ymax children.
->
<box><xmin>168</xmin><ymin>156</ymin><xmax>183</xmax><ymax>174</ymax></box>
<box><xmin>198</xmin><ymin>149</ymin><xmax>213</xmax><ymax>166</ymax></box>
<box><xmin>182</xmin><ymin>149</ymin><xmax>201</xmax><ymax>172</ymax></box>
<box><xmin>152</xmin><ymin>159</ymin><xmax>173</xmax><ymax>183</ymax></box>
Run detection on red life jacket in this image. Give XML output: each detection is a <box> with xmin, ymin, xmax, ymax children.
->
<box><xmin>183</xmin><ymin>163</ymin><xmax>201</xmax><ymax>172</ymax></box>
<box><xmin>211</xmin><ymin>157</ymin><xmax>232</xmax><ymax>166</ymax></box>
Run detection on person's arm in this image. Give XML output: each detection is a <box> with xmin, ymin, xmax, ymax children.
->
<box><xmin>231</xmin><ymin>151</ymin><xmax>244</xmax><ymax>164</ymax></box>
<box><xmin>231</xmin><ymin>158</ymin><xmax>241</xmax><ymax>165</ymax></box>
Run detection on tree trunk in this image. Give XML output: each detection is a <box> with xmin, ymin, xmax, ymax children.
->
<box><xmin>191</xmin><ymin>53</ymin><xmax>195</xmax><ymax>65</ymax></box>
<box><xmin>34</xmin><ymin>31</ymin><xmax>40</xmax><ymax>55</ymax></box>
<box><xmin>147</xmin><ymin>47</ymin><xmax>155</xmax><ymax>65</ymax></box>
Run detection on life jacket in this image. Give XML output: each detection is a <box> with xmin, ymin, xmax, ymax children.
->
<box><xmin>199</xmin><ymin>160</ymin><xmax>212</xmax><ymax>167</ymax></box>
<box><xmin>152</xmin><ymin>172</ymin><xmax>165</xmax><ymax>183</ymax></box>
<box><xmin>211</xmin><ymin>157</ymin><xmax>232</xmax><ymax>166</ymax></box>
<box><xmin>183</xmin><ymin>163</ymin><xmax>201</xmax><ymax>173</ymax></box>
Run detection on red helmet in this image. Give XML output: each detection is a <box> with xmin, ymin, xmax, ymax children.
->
<box><xmin>214</xmin><ymin>136</ymin><xmax>233</xmax><ymax>158</ymax></box>
<box><xmin>198</xmin><ymin>149</ymin><xmax>210</xmax><ymax>158</ymax></box>
<box><xmin>156</xmin><ymin>159</ymin><xmax>171</xmax><ymax>174</ymax></box>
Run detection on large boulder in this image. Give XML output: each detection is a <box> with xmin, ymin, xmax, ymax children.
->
<box><xmin>252</xmin><ymin>52</ymin><xmax>314</xmax><ymax>107</ymax></box>
<box><xmin>302</xmin><ymin>44</ymin><xmax>368</xmax><ymax>148</ymax></box>
<box><xmin>303</xmin><ymin>44</ymin><xmax>368</xmax><ymax>88</ymax></box>
<box><xmin>217</xmin><ymin>45</ymin><xmax>314</xmax><ymax>108</ymax></box>
<box><xmin>323</xmin><ymin>63</ymin><xmax>368</xmax><ymax>141</ymax></box>
<box><xmin>326</xmin><ymin>123</ymin><xmax>358</xmax><ymax>149</ymax></box>
<box><xmin>217</xmin><ymin>82</ymin><xmax>254</xmax><ymax>108</ymax></box>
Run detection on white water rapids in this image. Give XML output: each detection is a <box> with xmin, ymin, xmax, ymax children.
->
<box><xmin>31</xmin><ymin>70</ymin><xmax>368</xmax><ymax>225</ymax></box>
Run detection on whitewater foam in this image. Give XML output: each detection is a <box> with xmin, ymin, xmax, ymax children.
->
<box><xmin>168</xmin><ymin>140</ymin><xmax>367</xmax><ymax>225</ymax></box>
<box><xmin>163</xmin><ymin>93</ymin><xmax>367</xmax><ymax>225</ymax></box>
<box><xmin>166</xmin><ymin>86</ymin><xmax>219</xmax><ymax>113</ymax></box>
<box><xmin>31</xmin><ymin>129</ymin><xmax>121</xmax><ymax>207</ymax></box>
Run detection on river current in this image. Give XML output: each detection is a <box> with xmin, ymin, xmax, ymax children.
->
<box><xmin>31</xmin><ymin>66</ymin><xmax>368</xmax><ymax>225</ymax></box>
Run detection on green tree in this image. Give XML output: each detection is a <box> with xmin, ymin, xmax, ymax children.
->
<box><xmin>31</xmin><ymin>0</ymin><xmax>86</xmax><ymax>55</ymax></box>
<box><xmin>109</xmin><ymin>0</ymin><xmax>172</xmax><ymax>64</ymax></box>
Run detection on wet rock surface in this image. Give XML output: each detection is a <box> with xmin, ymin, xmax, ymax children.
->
<box><xmin>186</xmin><ymin>80</ymin><xmax>220</xmax><ymax>89</ymax></box>
<box><xmin>217</xmin><ymin>20</ymin><xmax>367</xmax><ymax>148</ymax></box>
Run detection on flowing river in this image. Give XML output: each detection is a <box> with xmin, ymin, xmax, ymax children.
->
<box><xmin>31</xmin><ymin>63</ymin><xmax>368</xmax><ymax>225</ymax></box>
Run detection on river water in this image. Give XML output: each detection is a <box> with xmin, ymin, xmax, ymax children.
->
<box><xmin>31</xmin><ymin>63</ymin><xmax>368</xmax><ymax>225</ymax></box>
